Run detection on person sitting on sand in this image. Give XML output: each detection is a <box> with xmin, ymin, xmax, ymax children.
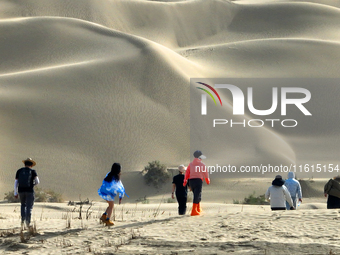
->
<box><xmin>324</xmin><ymin>176</ymin><xmax>340</xmax><ymax>209</ymax></box>
<box><xmin>98</xmin><ymin>163</ymin><xmax>126</xmax><ymax>226</ymax></box>
<box><xmin>265</xmin><ymin>175</ymin><xmax>295</xmax><ymax>211</ymax></box>
<box><xmin>183</xmin><ymin>150</ymin><xmax>210</xmax><ymax>216</ymax></box>
<box><xmin>172</xmin><ymin>165</ymin><xmax>188</xmax><ymax>215</ymax></box>
<box><xmin>284</xmin><ymin>172</ymin><xmax>302</xmax><ymax>210</ymax></box>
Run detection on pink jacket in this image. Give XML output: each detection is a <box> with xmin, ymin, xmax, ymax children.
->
<box><xmin>183</xmin><ymin>158</ymin><xmax>210</xmax><ymax>186</ymax></box>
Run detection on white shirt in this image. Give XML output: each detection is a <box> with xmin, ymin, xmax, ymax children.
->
<box><xmin>265</xmin><ymin>185</ymin><xmax>294</xmax><ymax>208</ymax></box>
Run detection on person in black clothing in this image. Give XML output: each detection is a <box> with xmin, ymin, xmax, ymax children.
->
<box><xmin>14</xmin><ymin>158</ymin><xmax>40</xmax><ymax>228</ymax></box>
<box><xmin>324</xmin><ymin>176</ymin><xmax>340</xmax><ymax>209</ymax></box>
<box><xmin>172</xmin><ymin>165</ymin><xmax>187</xmax><ymax>215</ymax></box>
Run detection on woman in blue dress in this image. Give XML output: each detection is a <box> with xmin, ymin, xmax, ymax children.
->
<box><xmin>98</xmin><ymin>163</ymin><xmax>126</xmax><ymax>226</ymax></box>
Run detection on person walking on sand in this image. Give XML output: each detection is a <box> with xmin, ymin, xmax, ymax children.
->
<box><xmin>284</xmin><ymin>172</ymin><xmax>302</xmax><ymax>210</ymax></box>
<box><xmin>172</xmin><ymin>165</ymin><xmax>188</xmax><ymax>215</ymax></box>
<box><xmin>14</xmin><ymin>158</ymin><xmax>40</xmax><ymax>228</ymax></box>
<box><xmin>98</xmin><ymin>163</ymin><xmax>127</xmax><ymax>226</ymax></box>
<box><xmin>183</xmin><ymin>150</ymin><xmax>210</xmax><ymax>216</ymax></box>
<box><xmin>265</xmin><ymin>175</ymin><xmax>295</xmax><ymax>211</ymax></box>
<box><xmin>324</xmin><ymin>176</ymin><xmax>340</xmax><ymax>209</ymax></box>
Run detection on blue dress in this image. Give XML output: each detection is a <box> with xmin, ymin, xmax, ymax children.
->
<box><xmin>98</xmin><ymin>173</ymin><xmax>126</xmax><ymax>201</ymax></box>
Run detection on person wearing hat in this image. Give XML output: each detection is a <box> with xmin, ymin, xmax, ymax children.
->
<box><xmin>171</xmin><ymin>165</ymin><xmax>188</xmax><ymax>215</ymax></box>
<box><xmin>14</xmin><ymin>158</ymin><xmax>40</xmax><ymax>228</ymax></box>
<box><xmin>183</xmin><ymin>150</ymin><xmax>210</xmax><ymax>216</ymax></box>
<box><xmin>265</xmin><ymin>175</ymin><xmax>295</xmax><ymax>211</ymax></box>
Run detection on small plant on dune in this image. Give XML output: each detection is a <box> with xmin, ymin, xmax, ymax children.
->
<box><xmin>243</xmin><ymin>192</ymin><xmax>267</xmax><ymax>205</ymax></box>
<box><xmin>35</xmin><ymin>187</ymin><xmax>63</xmax><ymax>202</ymax></box>
<box><xmin>142</xmin><ymin>160</ymin><xmax>170</xmax><ymax>188</ymax></box>
<box><xmin>4</xmin><ymin>187</ymin><xmax>63</xmax><ymax>203</ymax></box>
<box><xmin>232</xmin><ymin>192</ymin><xmax>267</xmax><ymax>205</ymax></box>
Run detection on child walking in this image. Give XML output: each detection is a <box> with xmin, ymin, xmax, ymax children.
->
<box><xmin>98</xmin><ymin>163</ymin><xmax>126</xmax><ymax>226</ymax></box>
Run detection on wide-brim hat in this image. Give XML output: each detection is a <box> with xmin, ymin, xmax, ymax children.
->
<box><xmin>22</xmin><ymin>158</ymin><xmax>36</xmax><ymax>167</ymax></box>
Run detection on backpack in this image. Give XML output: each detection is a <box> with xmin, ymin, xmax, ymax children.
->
<box><xmin>18</xmin><ymin>168</ymin><xmax>32</xmax><ymax>188</ymax></box>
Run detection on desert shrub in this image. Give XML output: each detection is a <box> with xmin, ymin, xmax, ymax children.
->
<box><xmin>4</xmin><ymin>187</ymin><xmax>63</xmax><ymax>203</ymax></box>
<box><xmin>44</xmin><ymin>189</ymin><xmax>63</xmax><ymax>202</ymax></box>
<box><xmin>142</xmin><ymin>160</ymin><xmax>170</xmax><ymax>188</ymax></box>
<box><xmin>231</xmin><ymin>192</ymin><xmax>267</xmax><ymax>205</ymax></box>
<box><xmin>4</xmin><ymin>191</ymin><xmax>16</xmax><ymax>203</ymax></box>
<box><xmin>243</xmin><ymin>192</ymin><xmax>267</xmax><ymax>205</ymax></box>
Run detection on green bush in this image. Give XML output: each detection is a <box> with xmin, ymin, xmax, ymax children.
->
<box><xmin>232</xmin><ymin>192</ymin><xmax>268</xmax><ymax>205</ymax></box>
<box><xmin>243</xmin><ymin>192</ymin><xmax>267</xmax><ymax>205</ymax></box>
<box><xmin>143</xmin><ymin>160</ymin><xmax>170</xmax><ymax>188</ymax></box>
<box><xmin>4</xmin><ymin>187</ymin><xmax>63</xmax><ymax>203</ymax></box>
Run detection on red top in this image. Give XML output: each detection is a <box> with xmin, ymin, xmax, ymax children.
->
<box><xmin>183</xmin><ymin>158</ymin><xmax>210</xmax><ymax>185</ymax></box>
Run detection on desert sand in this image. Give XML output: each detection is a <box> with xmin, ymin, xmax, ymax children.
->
<box><xmin>1</xmin><ymin>199</ymin><xmax>340</xmax><ymax>255</ymax></box>
<box><xmin>0</xmin><ymin>178</ymin><xmax>338</xmax><ymax>254</ymax></box>
<box><xmin>1</xmin><ymin>0</ymin><xmax>340</xmax><ymax>253</ymax></box>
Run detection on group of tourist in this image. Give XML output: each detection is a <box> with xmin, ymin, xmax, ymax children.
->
<box><xmin>13</xmin><ymin>154</ymin><xmax>340</xmax><ymax>228</ymax></box>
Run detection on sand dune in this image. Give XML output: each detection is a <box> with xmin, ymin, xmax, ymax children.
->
<box><xmin>1</xmin><ymin>202</ymin><xmax>340</xmax><ymax>254</ymax></box>
<box><xmin>1</xmin><ymin>0</ymin><xmax>340</xmax><ymax>253</ymax></box>
<box><xmin>0</xmin><ymin>0</ymin><xmax>340</xmax><ymax>200</ymax></box>
<box><xmin>0</xmin><ymin>15</ymin><xmax>197</xmax><ymax>197</ymax></box>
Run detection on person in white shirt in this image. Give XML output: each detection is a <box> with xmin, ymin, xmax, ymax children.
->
<box><xmin>265</xmin><ymin>175</ymin><xmax>295</xmax><ymax>211</ymax></box>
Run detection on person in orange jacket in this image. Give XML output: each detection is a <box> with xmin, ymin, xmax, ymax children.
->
<box><xmin>183</xmin><ymin>150</ymin><xmax>210</xmax><ymax>216</ymax></box>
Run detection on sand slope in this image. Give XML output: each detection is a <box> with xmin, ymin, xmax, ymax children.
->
<box><xmin>0</xmin><ymin>0</ymin><xmax>340</xmax><ymax>199</ymax></box>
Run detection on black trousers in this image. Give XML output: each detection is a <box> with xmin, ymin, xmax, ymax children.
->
<box><xmin>19</xmin><ymin>192</ymin><xmax>35</xmax><ymax>224</ymax></box>
<box><xmin>189</xmin><ymin>178</ymin><xmax>202</xmax><ymax>204</ymax></box>
<box><xmin>327</xmin><ymin>195</ymin><xmax>340</xmax><ymax>209</ymax></box>
<box><xmin>176</xmin><ymin>195</ymin><xmax>187</xmax><ymax>215</ymax></box>
<box><xmin>271</xmin><ymin>207</ymin><xmax>286</xmax><ymax>211</ymax></box>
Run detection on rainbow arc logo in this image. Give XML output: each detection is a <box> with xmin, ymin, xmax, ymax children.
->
<box><xmin>196</xmin><ymin>82</ymin><xmax>222</xmax><ymax>107</ymax></box>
